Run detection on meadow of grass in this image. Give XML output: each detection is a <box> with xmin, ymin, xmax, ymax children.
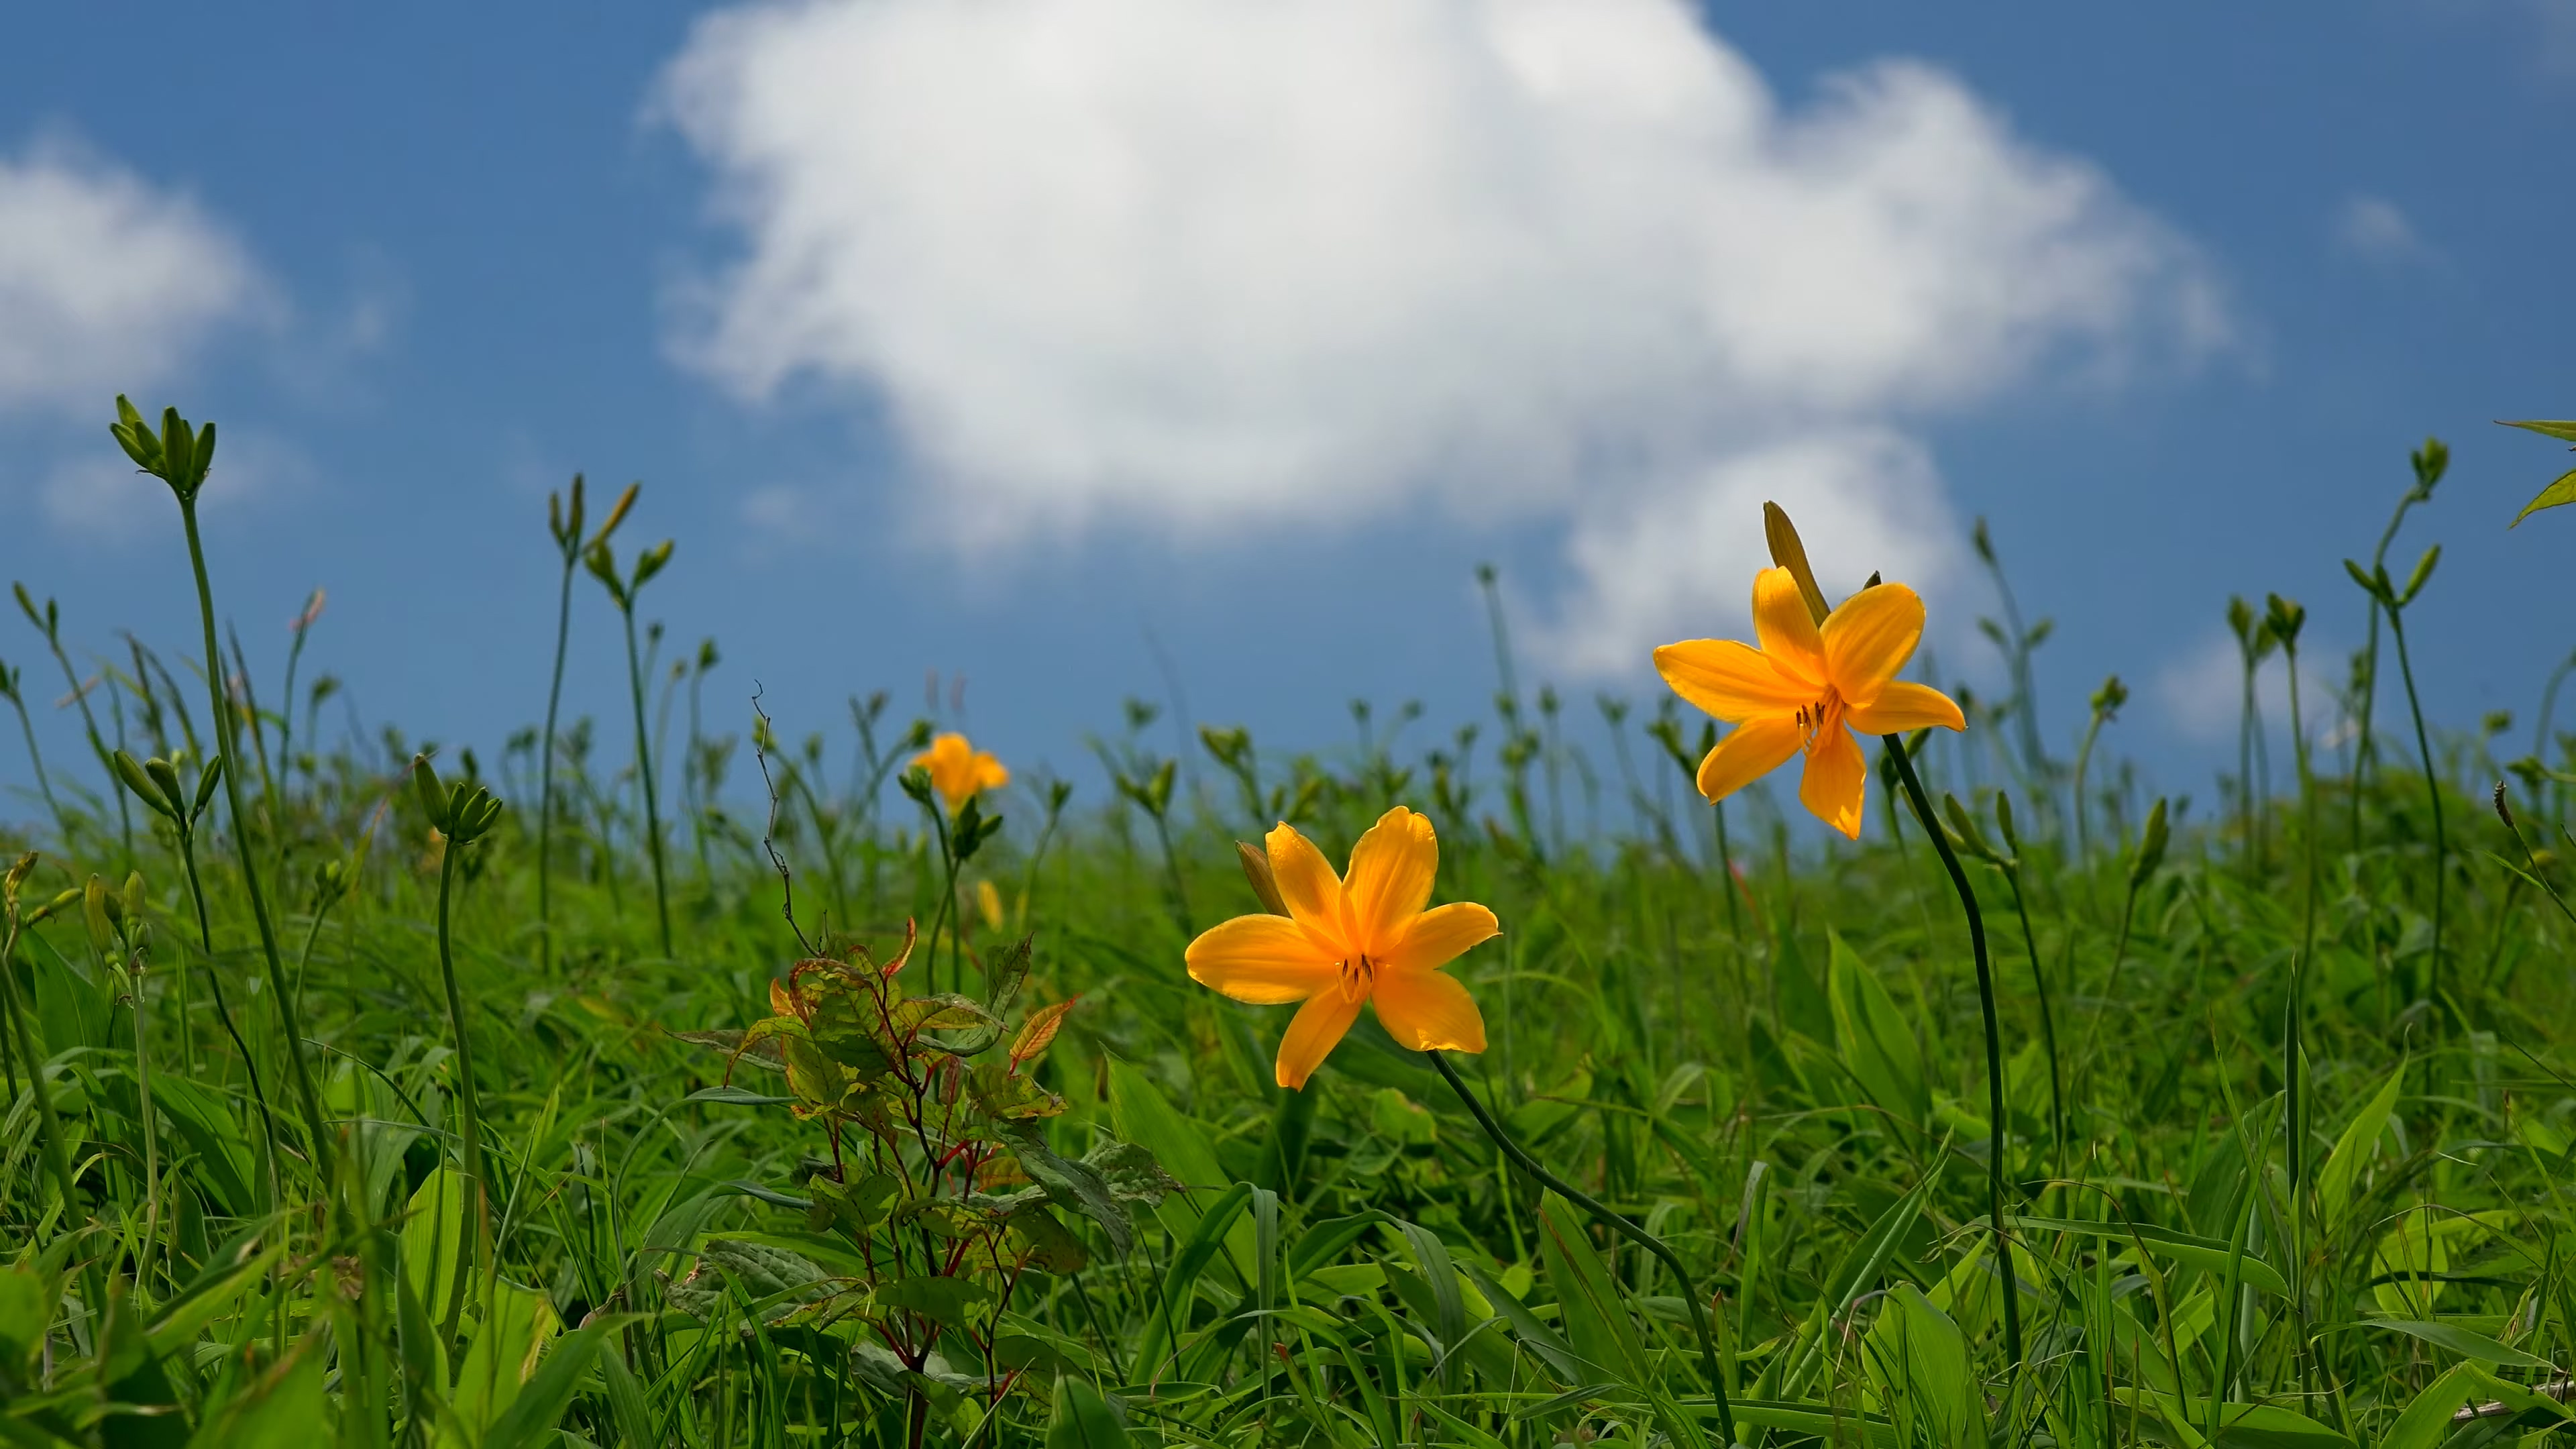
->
<box><xmin>2</xmin><ymin>402</ymin><xmax>2575</xmax><ymax>1447</ymax></box>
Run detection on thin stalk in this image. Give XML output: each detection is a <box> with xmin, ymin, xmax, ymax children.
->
<box><xmin>619</xmin><ymin>606</ymin><xmax>674</xmax><ymax>957</ymax></box>
<box><xmin>125</xmin><ymin>947</ymin><xmax>162</xmax><ymax>1295</ymax></box>
<box><xmin>1879</xmin><ymin>734</ymin><xmax>2024</xmax><ymax>1385</ymax></box>
<box><xmin>1428</xmin><ymin>1049</ymin><xmax>1734</xmax><ymax>1443</ymax></box>
<box><xmin>178</xmin><ymin>496</ymin><xmax>334</xmax><ymax>1183</ymax></box>
<box><xmin>431</xmin><ymin>835</ymin><xmax>495</xmax><ymax>1344</ymax></box>
<box><xmin>174</xmin><ymin>824</ymin><xmax>281</xmax><ymax>1205</ymax></box>
<box><xmin>0</xmin><ymin>905</ymin><xmax>85</xmax><ymax>1234</ymax></box>
<box><xmin>2282</xmin><ymin>634</ymin><xmax>2318</xmax><ymax>1399</ymax></box>
<box><xmin>48</xmin><ymin>639</ymin><xmax>133</xmax><ymax>865</ymax></box>
<box><xmin>5</xmin><ymin>687</ymin><xmax>66</xmax><ymax>841</ymax></box>
<box><xmin>2000</xmin><ymin>867</ymin><xmax>2063</xmax><ymax>1173</ymax></box>
<box><xmin>2385</xmin><ymin>607</ymin><xmax>2444</xmax><ymax>1012</ymax></box>
<box><xmin>2070</xmin><ymin>710</ymin><xmax>2105</xmax><ymax>865</ymax></box>
<box><xmin>538</xmin><ymin>551</ymin><xmax>578</xmax><ymax>971</ymax></box>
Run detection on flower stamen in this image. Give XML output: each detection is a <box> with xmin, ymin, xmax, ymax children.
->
<box><xmin>1338</xmin><ymin>955</ymin><xmax>1375</xmax><ymax>1002</ymax></box>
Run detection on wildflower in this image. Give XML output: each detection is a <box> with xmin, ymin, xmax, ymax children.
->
<box><xmin>911</xmin><ymin>731</ymin><xmax>1008</xmax><ymax>813</ymax></box>
<box><xmin>1186</xmin><ymin>807</ymin><xmax>1496</xmax><ymax>1089</ymax></box>
<box><xmin>1654</xmin><ymin>567</ymin><xmax>1962</xmax><ymax>839</ymax></box>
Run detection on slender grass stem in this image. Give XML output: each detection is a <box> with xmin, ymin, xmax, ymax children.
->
<box><xmin>620</xmin><ymin>606</ymin><xmax>674</xmax><ymax>958</ymax></box>
<box><xmin>2385</xmin><ymin>607</ymin><xmax>2445</xmax><ymax>1014</ymax></box>
<box><xmin>178</xmin><ymin>496</ymin><xmax>335</xmax><ymax>1185</ymax></box>
<box><xmin>1427</xmin><ymin>1049</ymin><xmax>1733</xmax><ymax>1442</ymax></box>
<box><xmin>431</xmin><ymin>835</ymin><xmax>495</xmax><ymax>1344</ymax></box>
<box><xmin>1878</xmin><ymin>733</ymin><xmax>2024</xmax><ymax>1387</ymax></box>
<box><xmin>174</xmin><ymin>823</ymin><xmax>282</xmax><ymax>1205</ymax></box>
<box><xmin>538</xmin><ymin>547</ymin><xmax>578</xmax><ymax>972</ymax></box>
<box><xmin>2000</xmin><ymin>867</ymin><xmax>2063</xmax><ymax>1174</ymax></box>
<box><xmin>4</xmin><ymin>686</ymin><xmax>66</xmax><ymax>843</ymax></box>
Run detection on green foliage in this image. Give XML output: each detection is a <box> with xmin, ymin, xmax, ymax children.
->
<box><xmin>5</xmin><ymin>415</ymin><xmax>2576</xmax><ymax>1446</ymax></box>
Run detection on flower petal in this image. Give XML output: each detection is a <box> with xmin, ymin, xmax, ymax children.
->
<box><xmin>1345</xmin><ymin>807</ymin><xmax>1437</xmax><ymax>953</ymax></box>
<box><xmin>1381</xmin><ymin>901</ymin><xmax>1499</xmax><ymax>974</ymax></box>
<box><xmin>1695</xmin><ymin>714</ymin><xmax>1804</xmax><ymax>802</ymax></box>
<box><xmin>1845</xmin><ymin>680</ymin><xmax>1966</xmax><ymax>735</ymax></box>
<box><xmin>1654</xmin><ymin>639</ymin><xmax>1811</xmax><ymax>724</ymax></box>
<box><xmin>1264</xmin><ymin>822</ymin><xmax>1348</xmax><ymax>952</ymax></box>
<box><xmin>1799</xmin><ymin>726</ymin><xmax>1870</xmax><ymax>839</ymax></box>
<box><xmin>1373</xmin><ymin>966</ymin><xmax>1487</xmax><ymax>1053</ymax></box>
<box><xmin>1820</xmin><ymin>583</ymin><xmax>1925</xmax><ymax>704</ymax></box>
<box><xmin>1186</xmin><ymin>915</ymin><xmax>1336</xmax><ymax>1004</ymax></box>
<box><xmin>1752</xmin><ymin>566</ymin><xmax>1825</xmax><ymax>686</ymax></box>
<box><xmin>1275</xmin><ymin>988</ymin><xmax>1363</xmax><ymax>1089</ymax></box>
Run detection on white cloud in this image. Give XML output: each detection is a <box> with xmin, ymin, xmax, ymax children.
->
<box><xmin>0</xmin><ymin>136</ymin><xmax>267</xmax><ymax>415</ymax></box>
<box><xmin>659</xmin><ymin>0</ymin><xmax>2224</xmax><ymax>668</ymax></box>
<box><xmin>2159</xmin><ymin>628</ymin><xmax>2343</xmax><ymax>746</ymax></box>
<box><xmin>2331</xmin><ymin>193</ymin><xmax>2432</xmax><ymax>268</ymax></box>
<box><xmin>40</xmin><ymin>430</ymin><xmax>315</xmax><ymax>542</ymax></box>
<box><xmin>1533</xmin><ymin>430</ymin><xmax>1967</xmax><ymax>674</ymax></box>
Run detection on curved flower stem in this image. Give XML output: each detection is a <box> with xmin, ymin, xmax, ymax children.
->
<box><xmin>1428</xmin><ymin>1050</ymin><xmax>1735</xmax><ymax>1442</ymax></box>
<box><xmin>1877</xmin><ymin>734</ymin><xmax>2024</xmax><ymax>1387</ymax></box>
<box><xmin>432</xmin><ymin>836</ymin><xmax>496</xmax><ymax>1344</ymax></box>
<box><xmin>178</xmin><ymin>496</ymin><xmax>335</xmax><ymax>1185</ymax></box>
<box><xmin>537</xmin><ymin>548</ymin><xmax>578</xmax><ymax>973</ymax></box>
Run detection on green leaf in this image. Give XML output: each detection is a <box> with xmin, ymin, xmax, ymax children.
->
<box><xmin>2013</xmin><ymin>1216</ymin><xmax>2289</xmax><ymax>1297</ymax></box>
<box><xmin>1536</xmin><ymin>1191</ymin><xmax>1650</xmax><ymax>1387</ymax></box>
<box><xmin>2357</xmin><ymin>1317</ymin><xmax>2555</xmax><ymax>1371</ymax></box>
<box><xmin>1108</xmin><ymin>1057</ymin><xmax>1250</xmax><ymax>1280</ymax></box>
<box><xmin>2512</xmin><ymin>466</ymin><xmax>2576</xmax><ymax>527</ymax></box>
<box><xmin>997</xmin><ymin>1120</ymin><xmax>1135</xmax><ymax>1256</ymax></box>
<box><xmin>183</xmin><ymin>1332</ymin><xmax>325</xmax><ymax>1449</ymax></box>
<box><xmin>1045</xmin><ymin>1379</ymin><xmax>1133</xmax><ymax>1448</ymax></box>
<box><xmin>875</xmin><ymin>1275</ymin><xmax>992</xmax><ymax>1329</ymax></box>
<box><xmin>1862</xmin><ymin>1285</ymin><xmax>1982</xmax><ymax>1448</ymax></box>
<box><xmin>2500</xmin><ymin>417</ymin><xmax>2576</xmax><ymax>443</ymax></box>
<box><xmin>482</xmin><ymin>1318</ymin><xmax>623</xmax><ymax>1449</ymax></box>
<box><xmin>2312</xmin><ymin>1058</ymin><xmax>2402</xmax><ymax>1235</ymax></box>
<box><xmin>1828</xmin><ymin>932</ymin><xmax>1927</xmax><ymax>1128</ymax></box>
<box><xmin>401</xmin><ymin>1167</ymin><xmax>472</xmax><ymax>1326</ymax></box>
<box><xmin>2108</xmin><ymin>1389</ymin><xmax>2354</xmax><ymax>1448</ymax></box>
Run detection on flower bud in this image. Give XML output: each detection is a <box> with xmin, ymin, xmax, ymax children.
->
<box><xmin>2129</xmin><ymin>798</ymin><xmax>2170</xmax><ymax>889</ymax></box>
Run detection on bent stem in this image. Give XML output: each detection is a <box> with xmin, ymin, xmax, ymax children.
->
<box><xmin>538</xmin><ymin>545</ymin><xmax>578</xmax><ymax>971</ymax></box>
<box><xmin>1878</xmin><ymin>734</ymin><xmax>2025</xmax><ymax>1388</ymax></box>
<box><xmin>619</xmin><ymin>604</ymin><xmax>674</xmax><ymax>958</ymax></box>
<box><xmin>2385</xmin><ymin>606</ymin><xmax>2445</xmax><ymax>1015</ymax></box>
<box><xmin>178</xmin><ymin>496</ymin><xmax>335</xmax><ymax>1185</ymax></box>
<box><xmin>1428</xmin><ymin>1049</ymin><xmax>1735</xmax><ymax>1443</ymax></box>
<box><xmin>431</xmin><ymin>834</ymin><xmax>496</xmax><ymax>1344</ymax></box>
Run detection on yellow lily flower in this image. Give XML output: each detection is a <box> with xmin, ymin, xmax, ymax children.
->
<box><xmin>911</xmin><ymin>731</ymin><xmax>1008</xmax><ymax>812</ymax></box>
<box><xmin>1186</xmin><ymin>807</ymin><xmax>1497</xmax><ymax>1089</ymax></box>
<box><xmin>1654</xmin><ymin>566</ymin><xmax>1964</xmax><ymax>840</ymax></box>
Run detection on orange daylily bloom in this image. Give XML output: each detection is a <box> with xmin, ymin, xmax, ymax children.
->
<box><xmin>911</xmin><ymin>731</ymin><xmax>1008</xmax><ymax>812</ymax></box>
<box><xmin>1186</xmin><ymin>808</ymin><xmax>1497</xmax><ymax>1089</ymax></box>
<box><xmin>1654</xmin><ymin>566</ymin><xmax>1964</xmax><ymax>840</ymax></box>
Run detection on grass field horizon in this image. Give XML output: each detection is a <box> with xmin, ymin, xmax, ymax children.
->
<box><xmin>5</xmin><ymin>402</ymin><xmax>2576</xmax><ymax>1446</ymax></box>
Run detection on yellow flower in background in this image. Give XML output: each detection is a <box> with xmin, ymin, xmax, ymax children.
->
<box><xmin>1186</xmin><ymin>807</ymin><xmax>1497</xmax><ymax>1089</ymax></box>
<box><xmin>912</xmin><ymin>731</ymin><xmax>1008</xmax><ymax>812</ymax></box>
<box><xmin>1655</xmin><ymin>566</ymin><xmax>1964</xmax><ymax>840</ymax></box>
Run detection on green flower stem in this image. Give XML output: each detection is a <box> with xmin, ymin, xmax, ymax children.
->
<box><xmin>432</xmin><ymin>834</ymin><xmax>496</xmax><ymax>1343</ymax></box>
<box><xmin>177</xmin><ymin>495</ymin><xmax>334</xmax><ymax>1184</ymax></box>
<box><xmin>1428</xmin><ymin>1049</ymin><xmax>1735</xmax><ymax>1443</ymax></box>
<box><xmin>1878</xmin><ymin>733</ymin><xmax>2024</xmax><ymax>1386</ymax></box>
<box><xmin>1998</xmin><ymin>865</ymin><xmax>2063</xmax><ymax>1174</ymax></box>
<box><xmin>2385</xmin><ymin>605</ymin><xmax>2444</xmax><ymax>1012</ymax></box>
<box><xmin>174</xmin><ymin>824</ymin><xmax>282</xmax><ymax>1206</ymax></box>
<box><xmin>619</xmin><ymin>604</ymin><xmax>674</xmax><ymax>958</ymax></box>
<box><xmin>538</xmin><ymin>544</ymin><xmax>578</xmax><ymax>972</ymax></box>
<box><xmin>0</xmin><ymin>908</ymin><xmax>83</xmax><ymax>1230</ymax></box>
<box><xmin>5</xmin><ymin>687</ymin><xmax>67</xmax><ymax>845</ymax></box>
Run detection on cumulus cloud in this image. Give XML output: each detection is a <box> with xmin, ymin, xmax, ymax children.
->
<box><xmin>40</xmin><ymin>430</ymin><xmax>315</xmax><ymax>542</ymax></box>
<box><xmin>0</xmin><ymin>136</ymin><xmax>267</xmax><ymax>415</ymax></box>
<box><xmin>1534</xmin><ymin>430</ymin><xmax>1965</xmax><ymax>674</ymax></box>
<box><xmin>2159</xmin><ymin>628</ymin><xmax>2343</xmax><ymax>746</ymax></box>
<box><xmin>659</xmin><ymin>0</ymin><xmax>2224</xmax><ymax>670</ymax></box>
<box><xmin>2331</xmin><ymin>193</ymin><xmax>2432</xmax><ymax>268</ymax></box>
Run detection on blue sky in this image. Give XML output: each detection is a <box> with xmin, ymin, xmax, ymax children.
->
<box><xmin>1</xmin><ymin>1</ymin><xmax>2572</xmax><ymax>826</ymax></box>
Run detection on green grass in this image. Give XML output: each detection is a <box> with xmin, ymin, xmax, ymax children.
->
<box><xmin>1</xmin><ymin>409</ymin><xmax>2573</xmax><ymax>1447</ymax></box>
